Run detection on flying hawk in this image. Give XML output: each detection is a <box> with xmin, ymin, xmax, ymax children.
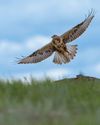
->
<box><xmin>18</xmin><ymin>10</ymin><xmax>94</xmax><ymax>64</ymax></box>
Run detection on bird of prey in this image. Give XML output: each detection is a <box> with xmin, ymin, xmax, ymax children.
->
<box><xmin>18</xmin><ymin>10</ymin><xmax>94</xmax><ymax>64</ymax></box>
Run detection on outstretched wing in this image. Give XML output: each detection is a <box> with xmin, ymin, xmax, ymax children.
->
<box><xmin>61</xmin><ymin>10</ymin><xmax>95</xmax><ymax>43</ymax></box>
<box><xmin>18</xmin><ymin>43</ymin><xmax>54</xmax><ymax>64</ymax></box>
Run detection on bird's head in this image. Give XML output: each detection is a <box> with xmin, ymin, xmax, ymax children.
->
<box><xmin>51</xmin><ymin>35</ymin><xmax>59</xmax><ymax>38</ymax></box>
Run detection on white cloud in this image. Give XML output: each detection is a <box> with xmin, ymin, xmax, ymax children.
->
<box><xmin>46</xmin><ymin>68</ymin><xmax>71</xmax><ymax>80</ymax></box>
<box><xmin>0</xmin><ymin>35</ymin><xmax>50</xmax><ymax>56</ymax></box>
<box><xmin>0</xmin><ymin>0</ymin><xmax>99</xmax><ymax>25</ymax></box>
<box><xmin>6</xmin><ymin>68</ymin><xmax>72</xmax><ymax>81</ymax></box>
<box><xmin>25</xmin><ymin>35</ymin><xmax>51</xmax><ymax>50</ymax></box>
<box><xmin>0</xmin><ymin>40</ymin><xmax>22</xmax><ymax>55</ymax></box>
<box><xmin>0</xmin><ymin>0</ymin><xmax>99</xmax><ymax>43</ymax></box>
<box><xmin>10</xmin><ymin>72</ymin><xmax>45</xmax><ymax>82</ymax></box>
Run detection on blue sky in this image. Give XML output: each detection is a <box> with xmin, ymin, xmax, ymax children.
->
<box><xmin>0</xmin><ymin>0</ymin><xmax>100</xmax><ymax>80</ymax></box>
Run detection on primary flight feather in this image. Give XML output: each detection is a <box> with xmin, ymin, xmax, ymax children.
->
<box><xmin>18</xmin><ymin>10</ymin><xmax>95</xmax><ymax>64</ymax></box>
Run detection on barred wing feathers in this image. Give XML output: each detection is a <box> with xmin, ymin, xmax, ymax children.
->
<box><xmin>18</xmin><ymin>43</ymin><xmax>54</xmax><ymax>64</ymax></box>
<box><xmin>61</xmin><ymin>10</ymin><xmax>95</xmax><ymax>43</ymax></box>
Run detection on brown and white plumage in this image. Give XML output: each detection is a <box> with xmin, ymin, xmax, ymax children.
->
<box><xmin>18</xmin><ymin>10</ymin><xmax>94</xmax><ymax>64</ymax></box>
<box><xmin>18</xmin><ymin>43</ymin><xmax>54</xmax><ymax>64</ymax></box>
<box><xmin>61</xmin><ymin>10</ymin><xmax>95</xmax><ymax>43</ymax></box>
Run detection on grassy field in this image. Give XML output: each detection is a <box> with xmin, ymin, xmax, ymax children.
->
<box><xmin>0</xmin><ymin>77</ymin><xmax>100</xmax><ymax>125</ymax></box>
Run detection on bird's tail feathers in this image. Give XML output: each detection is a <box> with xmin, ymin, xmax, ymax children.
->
<box><xmin>53</xmin><ymin>51</ymin><xmax>68</xmax><ymax>64</ymax></box>
<box><xmin>67</xmin><ymin>44</ymin><xmax>78</xmax><ymax>59</ymax></box>
<box><xmin>53</xmin><ymin>45</ymin><xmax>77</xmax><ymax>64</ymax></box>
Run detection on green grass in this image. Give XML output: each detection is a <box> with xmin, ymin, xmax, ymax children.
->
<box><xmin>0</xmin><ymin>77</ymin><xmax>100</xmax><ymax>125</ymax></box>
